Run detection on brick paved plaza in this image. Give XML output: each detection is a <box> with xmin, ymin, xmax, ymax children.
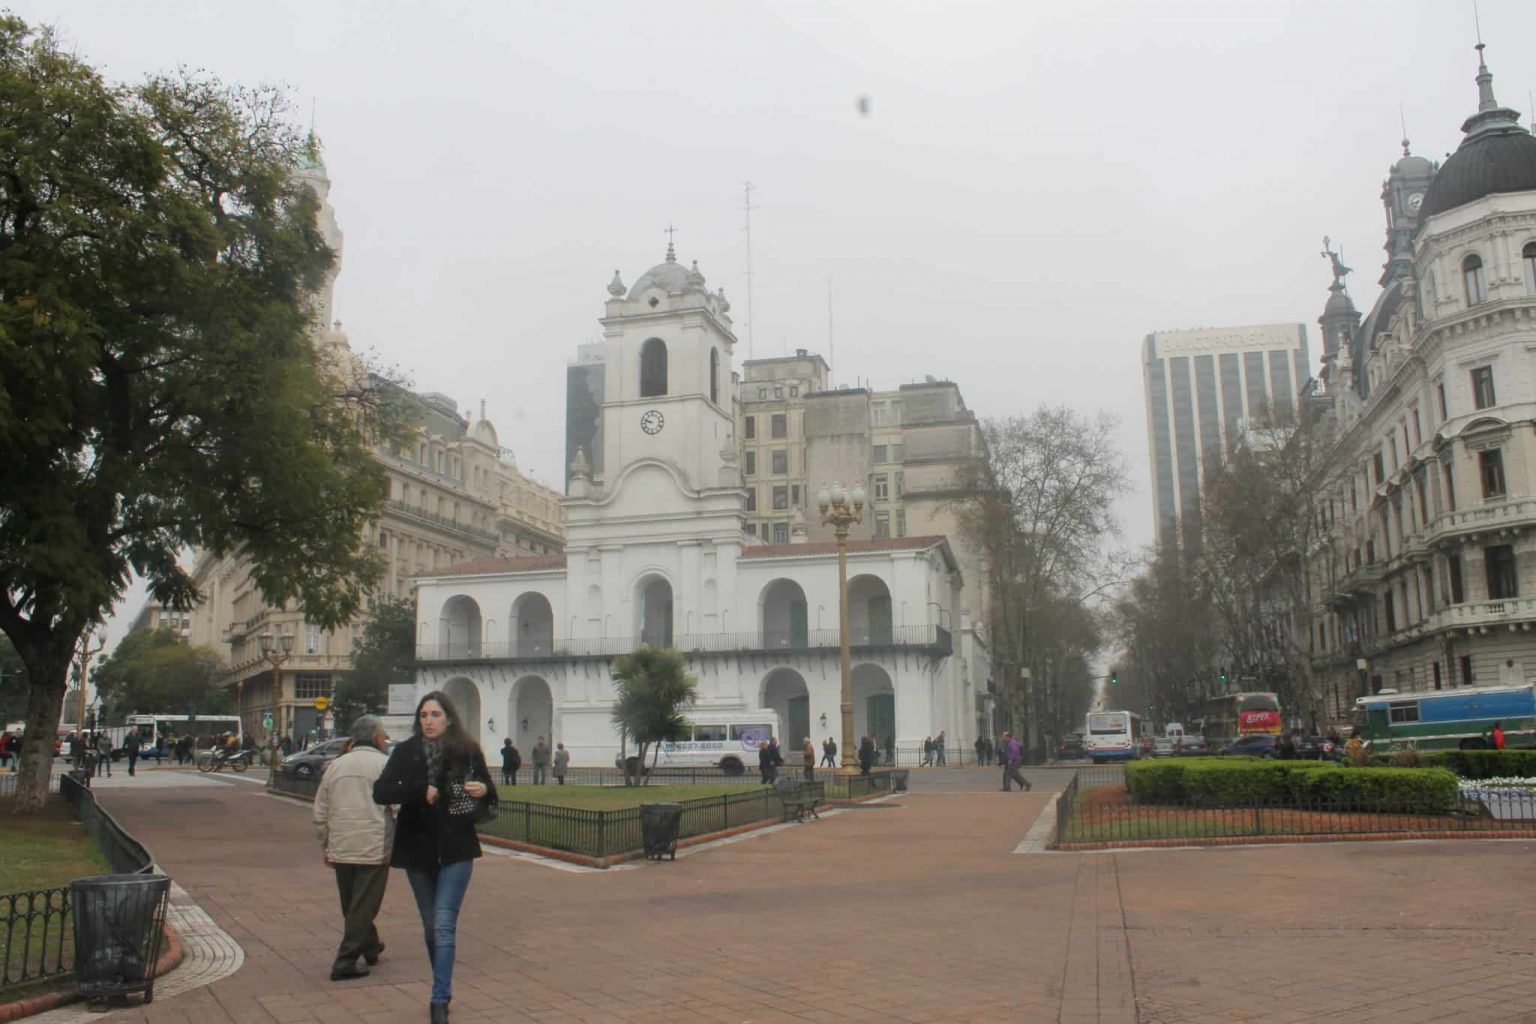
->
<box><xmin>60</xmin><ymin>768</ymin><xmax>1536</xmax><ymax>1024</ymax></box>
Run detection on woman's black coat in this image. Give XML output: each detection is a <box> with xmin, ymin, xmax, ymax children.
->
<box><xmin>374</xmin><ymin>734</ymin><xmax>497</xmax><ymax>870</ymax></box>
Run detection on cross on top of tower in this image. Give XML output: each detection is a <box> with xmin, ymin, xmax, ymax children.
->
<box><xmin>664</xmin><ymin>224</ymin><xmax>677</xmax><ymax>262</ymax></box>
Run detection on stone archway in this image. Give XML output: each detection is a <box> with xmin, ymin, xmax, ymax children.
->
<box><xmin>442</xmin><ymin>677</ymin><xmax>482</xmax><ymax>745</ymax></box>
<box><xmin>761</xmin><ymin>668</ymin><xmax>811</xmax><ymax>750</ymax></box>
<box><xmin>848</xmin><ymin>575</ymin><xmax>893</xmax><ymax>644</ymax></box>
<box><xmin>760</xmin><ymin>579</ymin><xmax>809</xmax><ymax>649</ymax></box>
<box><xmin>513</xmin><ymin>592</ymin><xmax>554</xmax><ymax>657</ymax></box>
<box><xmin>439</xmin><ymin>596</ymin><xmax>482</xmax><ymax>658</ymax></box>
<box><xmin>635</xmin><ymin>575</ymin><xmax>673</xmax><ymax>648</ymax></box>
<box><xmin>852</xmin><ymin>663</ymin><xmax>895</xmax><ymax>755</ymax></box>
<box><xmin>511</xmin><ymin>676</ymin><xmax>554</xmax><ymax>753</ymax></box>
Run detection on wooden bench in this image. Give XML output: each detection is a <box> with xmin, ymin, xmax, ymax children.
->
<box><xmin>774</xmin><ymin>780</ymin><xmax>822</xmax><ymax>822</ymax></box>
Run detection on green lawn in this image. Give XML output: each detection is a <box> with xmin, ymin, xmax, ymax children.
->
<box><xmin>0</xmin><ymin>800</ymin><xmax>110</xmax><ymax>893</ymax></box>
<box><xmin>498</xmin><ymin>783</ymin><xmax>765</xmax><ymax>810</ymax></box>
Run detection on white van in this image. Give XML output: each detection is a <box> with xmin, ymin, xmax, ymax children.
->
<box><xmin>620</xmin><ymin>709</ymin><xmax>782</xmax><ymax>776</ymax></box>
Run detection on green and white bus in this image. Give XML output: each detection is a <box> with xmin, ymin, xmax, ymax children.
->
<box><xmin>1354</xmin><ymin>684</ymin><xmax>1535</xmax><ymax>751</ymax></box>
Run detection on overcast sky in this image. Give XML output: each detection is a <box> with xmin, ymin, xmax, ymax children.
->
<box><xmin>26</xmin><ymin>0</ymin><xmax>1535</xmax><ymax>647</ymax></box>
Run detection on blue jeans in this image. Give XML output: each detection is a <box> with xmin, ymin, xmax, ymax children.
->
<box><xmin>405</xmin><ymin>859</ymin><xmax>473</xmax><ymax>1005</ymax></box>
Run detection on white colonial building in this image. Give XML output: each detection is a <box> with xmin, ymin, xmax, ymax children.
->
<box><xmin>411</xmin><ymin>244</ymin><xmax>986</xmax><ymax>765</ymax></box>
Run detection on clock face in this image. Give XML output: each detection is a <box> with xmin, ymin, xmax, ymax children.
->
<box><xmin>1407</xmin><ymin>192</ymin><xmax>1423</xmax><ymax>212</ymax></box>
<box><xmin>639</xmin><ymin>409</ymin><xmax>665</xmax><ymax>435</ymax></box>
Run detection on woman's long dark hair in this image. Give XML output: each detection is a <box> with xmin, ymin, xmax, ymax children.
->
<box><xmin>413</xmin><ymin>690</ymin><xmax>478</xmax><ymax>762</ymax></box>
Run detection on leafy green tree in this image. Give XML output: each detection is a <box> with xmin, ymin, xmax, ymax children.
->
<box><xmin>91</xmin><ymin>629</ymin><xmax>229</xmax><ymax>718</ymax></box>
<box><xmin>331</xmin><ymin>596</ymin><xmax>415</xmax><ymax>729</ymax></box>
<box><xmin>0</xmin><ymin>19</ymin><xmax>400</xmax><ymax>811</ymax></box>
<box><xmin>610</xmin><ymin>646</ymin><xmax>697</xmax><ymax>786</ymax></box>
<box><xmin>0</xmin><ymin>637</ymin><xmax>27</xmax><ymax>726</ymax></box>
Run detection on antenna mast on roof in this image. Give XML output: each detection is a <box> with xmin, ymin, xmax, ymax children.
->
<box><xmin>827</xmin><ymin>276</ymin><xmax>835</xmax><ymax>390</ymax></box>
<box><xmin>742</xmin><ymin>182</ymin><xmax>757</xmax><ymax>360</ymax></box>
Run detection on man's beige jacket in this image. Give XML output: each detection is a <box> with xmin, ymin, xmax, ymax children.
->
<box><xmin>313</xmin><ymin>745</ymin><xmax>395</xmax><ymax>865</ymax></box>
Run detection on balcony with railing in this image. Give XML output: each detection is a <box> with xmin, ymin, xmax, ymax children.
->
<box><xmin>414</xmin><ymin>623</ymin><xmax>953</xmax><ymax>663</ymax></box>
<box><xmin>1426</xmin><ymin>597</ymin><xmax>1536</xmax><ymax>634</ymax></box>
<box><xmin>1424</xmin><ymin>498</ymin><xmax>1536</xmax><ymax>546</ymax></box>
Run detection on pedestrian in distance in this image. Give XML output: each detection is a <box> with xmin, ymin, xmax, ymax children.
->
<box><xmin>921</xmin><ymin>736</ymin><xmax>933</xmax><ymax>767</ymax></box>
<box><xmin>1001</xmin><ymin>731</ymin><xmax>1030</xmax><ymax>792</ymax></box>
<box><xmin>758</xmin><ymin>740</ymin><xmax>773</xmax><ymax>784</ymax></box>
<box><xmin>822</xmin><ymin>737</ymin><xmax>837</xmax><ymax>768</ymax></box>
<box><xmin>126</xmin><ymin>738</ymin><xmax>139</xmax><ymax>777</ymax></box>
<box><xmin>553</xmin><ymin>743</ymin><xmax>569</xmax><ymax>784</ymax></box>
<box><xmin>857</xmin><ymin>735</ymin><xmax>875</xmax><ymax>776</ymax></box>
<box><xmin>499</xmin><ymin>738</ymin><xmax>519</xmax><ymax>786</ymax></box>
<box><xmin>802</xmin><ymin>736</ymin><xmax>816</xmax><ymax>782</ymax></box>
<box><xmin>531</xmin><ymin>735</ymin><xmax>550</xmax><ymax>785</ymax></box>
<box><xmin>935</xmin><ymin>730</ymin><xmax>947</xmax><ymax>766</ymax></box>
<box><xmin>281</xmin><ymin>734</ymin><xmax>295</xmax><ymax>757</ymax></box>
<box><xmin>95</xmin><ymin>732</ymin><xmax>111</xmax><ymax>777</ymax></box>
<box><xmin>315</xmin><ymin>715</ymin><xmax>395</xmax><ymax>982</ymax></box>
<box><xmin>373</xmin><ymin>691</ymin><xmax>497</xmax><ymax>1024</ymax></box>
<box><xmin>974</xmin><ymin>735</ymin><xmax>987</xmax><ymax>767</ymax></box>
<box><xmin>768</xmin><ymin>736</ymin><xmax>784</xmax><ymax>783</ymax></box>
<box><xmin>1492</xmin><ymin>720</ymin><xmax>1507</xmax><ymax>750</ymax></box>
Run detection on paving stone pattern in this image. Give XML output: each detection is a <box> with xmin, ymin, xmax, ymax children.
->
<box><xmin>69</xmin><ymin>768</ymin><xmax>1536</xmax><ymax>1023</ymax></box>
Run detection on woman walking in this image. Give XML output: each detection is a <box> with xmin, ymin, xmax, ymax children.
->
<box><xmin>374</xmin><ymin>691</ymin><xmax>498</xmax><ymax>1023</ymax></box>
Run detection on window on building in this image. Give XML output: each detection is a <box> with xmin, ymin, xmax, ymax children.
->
<box><xmin>1415</xmin><ymin>471</ymin><xmax>1429</xmax><ymax>527</ymax></box>
<box><xmin>744</xmin><ymin>488</ymin><xmax>757</xmax><ymax>511</ymax></box>
<box><xmin>1486</xmin><ymin>544</ymin><xmax>1519</xmax><ymax>600</ymax></box>
<box><xmin>1411</xmin><ymin>406</ymin><xmax>1421</xmax><ymax>446</ymax></box>
<box><xmin>1479</xmin><ymin>448</ymin><xmax>1506</xmax><ymax>498</ymax></box>
<box><xmin>790</xmin><ymin>484</ymin><xmax>800</xmax><ymax>505</ymax></box>
<box><xmin>772</xmin><ymin>485</ymin><xmax>789</xmax><ymax>510</ymax></box>
<box><xmin>872</xmin><ymin>404</ymin><xmax>887</xmax><ymax>426</ymax></box>
<box><xmin>1388</xmin><ymin>434</ymin><xmax>1398</xmax><ymax>471</ymax></box>
<box><xmin>1433</xmin><ymin>661</ymin><xmax>1442</xmax><ymax>690</ymax></box>
<box><xmin>890</xmin><ymin>443</ymin><xmax>905</xmax><ymax>461</ymax></box>
<box><xmin>1383</xmin><ymin>591</ymin><xmax>1396</xmax><ymax>633</ymax></box>
<box><xmin>873</xmin><ymin>475</ymin><xmax>889</xmax><ymax>501</ymax></box>
<box><xmin>771</xmin><ymin>449</ymin><xmax>788</xmax><ymax>474</ymax></box>
<box><xmin>1365</xmin><ymin>539</ymin><xmax>1376</xmax><ymax>565</ymax></box>
<box><xmin>1525</xmin><ymin>241</ymin><xmax>1536</xmax><ymax>294</ymax></box>
<box><xmin>1436</xmin><ymin>381</ymin><xmax>1448</xmax><ymax>421</ymax></box>
<box><xmin>757</xmin><ymin>386</ymin><xmax>767</xmax><ymax>400</ymax></box>
<box><xmin>1372</xmin><ymin>452</ymin><xmax>1385</xmax><ymax>486</ymax></box>
<box><xmin>872</xmin><ymin>445</ymin><xmax>888</xmax><ymax>463</ymax></box>
<box><xmin>896</xmin><ymin>510</ymin><xmax>907</xmax><ymax>537</ymax></box>
<box><xmin>1443</xmin><ymin>461</ymin><xmax>1457</xmax><ymax>512</ymax></box>
<box><xmin>873</xmin><ymin>512</ymin><xmax>890</xmax><ymax>538</ymax></box>
<box><xmin>744</xmin><ymin>523</ymin><xmax>757</xmax><ymax>537</ymax></box>
<box><xmin>744</xmin><ymin>416</ymin><xmax>755</xmax><ymax>439</ymax></box>
<box><xmin>789</xmin><ymin>385</ymin><xmax>799</xmax><ymax>398</ymax></box>
<box><xmin>771</xmin><ymin>413</ymin><xmax>787</xmax><ymax>438</ymax></box>
<box><xmin>1472</xmin><ymin>366</ymin><xmax>1496</xmax><ymax>409</ymax></box>
<box><xmin>1460</xmin><ymin>654</ymin><xmax>1474</xmax><ymax>686</ymax></box>
<box><xmin>710</xmin><ymin>348</ymin><xmax>719</xmax><ymax>404</ymax></box>
<box><xmin>773</xmin><ymin>522</ymin><xmax>789</xmax><ymax>544</ymax></box>
<box><xmin>895</xmin><ymin>472</ymin><xmax>905</xmax><ymax>497</ymax></box>
<box><xmin>294</xmin><ymin>673</ymin><xmax>332</xmax><ymax>700</ymax></box>
<box><xmin>744</xmin><ymin>451</ymin><xmax>756</xmax><ymax>476</ymax></box>
<box><xmin>1448</xmin><ymin>553</ymin><xmax>1465</xmax><ymax>604</ymax></box>
<box><xmin>640</xmin><ymin>338</ymin><xmax>668</xmax><ymax>397</ymax></box>
<box><xmin>378</xmin><ymin>530</ymin><xmax>389</xmax><ymax>549</ymax></box>
<box><xmin>1463</xmin><ymin>254</ymin><xmax>1487</xmax><ymax>305</ymax></box>
<box><xmin>305</xmin><ymin>623</ymin><xmax>321</xmax><ymax>655</ymax></box>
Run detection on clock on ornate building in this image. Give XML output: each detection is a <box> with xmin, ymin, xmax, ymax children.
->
<box><xmin>640</xmin><ymin>409</ymin><xmax>665</xmax><ymax>435</ymax></box>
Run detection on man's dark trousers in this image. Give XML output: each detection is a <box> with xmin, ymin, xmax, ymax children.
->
<box><xmin>331</xmin><ymin>863</ymin><xmax>389</xmax><ymax>972</ymax></box>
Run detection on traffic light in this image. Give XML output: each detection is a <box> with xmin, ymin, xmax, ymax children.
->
<box><xmin>1219</xmin><ymin>667</ymin><xmax>1229</xmax><ymax>685</ymax></box>
<box><xmin>1109</xmin><ymin>670</ymin><xmax>1119</xmax><ymax>686</ymax></box>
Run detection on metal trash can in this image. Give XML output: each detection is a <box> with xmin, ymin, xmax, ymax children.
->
<box><xmin>70</xmin><ymin>873</ymin><xmax>172</xmax><ymax>1004</ymax></box>
<box><xmin>891</xmin><ymin>769</ymin><xmax>910</xmax><ymax>793</ymax></box>
<box><xmin>639</xmin><ymin>803</ymin><xmax>682</xmax><ymax>861</ymax></box>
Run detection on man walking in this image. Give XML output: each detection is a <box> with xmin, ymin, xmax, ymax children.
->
<box><xmin>1001</xmin><ymin>731</ymin><xmax>1030</xmax><ymax>792</ymax></box>
<box><xmin>531</xmin><ymin>735</ymin><xmax>550</xmax><ymax>785</ymax></box>
<box><xmin>95</xmin><ymin>731</ymin><xmax>112</xmax><ymax>778</ymax></box>
<box><xmin>821</xmin><ymin>737</ymin><xmax>837</xmax><ymax>768</ymax></box>
<box><xmin>313</xmin><ymin>715</ymin><xmax>393</xmax><ymax>982</ymax></box>
<box><xmin>126</xmin><ymin>737</ymin><xmax>139</xmax><ymax>777</ymax></box>
<box><xmin>935</xmin><ymin>730</ymin><xmax>947</xmax><ymax>766</ymax></box>
<box><xmin>553</xmin><ymin>742</ymin><xmax>569</xmax><ymax>784</ymax></box>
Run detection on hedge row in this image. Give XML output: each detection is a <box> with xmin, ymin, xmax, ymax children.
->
<box><xmin>1418</xmin><ymin>750</ymin><xmax>1536</xmax><ymax>779</ymax></box>
<box><xmin>1124</xmin><ymin>758</ymin><xmax>1459</xmax><ymax>813</ymax></box>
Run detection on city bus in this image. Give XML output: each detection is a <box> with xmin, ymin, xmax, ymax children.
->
<box><xmin>1354</xmin><ymin>684</ymin><xmax>1536</xmax><ymax>752</ymax></box>
<box><xmin>1084</xmin><ymin>710</ymin><xmax>1145</xmax><ymax>763</ymax></box>
<box><xmin>1202</xmin><ymin>692</ymin><xmax>1282</xmax><ymax>748</ymax></box>
<box><xmin>124</xmin><ymin>713</ymin><xmax>243</xmax><ymax>750</ymax></box>
<box><xmin>621</xmin><ymin>710</ymin><xmax>782</xmax><ymax>775</ymax></box>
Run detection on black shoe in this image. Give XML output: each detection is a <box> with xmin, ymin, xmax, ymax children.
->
<box><xmin>330</xmin><ymin>963</ymin><xmax>370</xmax><ymax>981</ymax></box>
<box><xmin>430</xmin><ymin>1002</ymin><xmax>449</xmax><ymax>1023</ymax></box>
<box><xmin>365</xmin><ymin>943</ymin><xmax>385</xmax><ymax>966</ymax></box>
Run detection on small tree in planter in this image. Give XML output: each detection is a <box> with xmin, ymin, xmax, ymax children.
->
<box><xmin>611</xmin><ymin>646</ymin><xmax>697</xmax><ymax>787</ymax></box>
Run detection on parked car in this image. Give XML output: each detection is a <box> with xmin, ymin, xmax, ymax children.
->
<box><xmin>1219</xmin><ymin>734</ymin><xmax>1279</xmax><ymax>758</ymax></box>
<box><xmin>278</xmin><ymin>738</ymin><xmax>349</xmax><ymax>777</ymax></box>
<box><xmin>1152</xmin><ymin>736</ymin><xmax>1176</xmax><ymax>758</ymax></box>
<box><xmin>1056</xmin><ymin>733</ymin><xmax>1086</xmax><ymax>760</ymax></box>
<box><xmin>1293</xmin><ymin>734</ymin><xmax>1341</xmax><ymax>761</ymax></box>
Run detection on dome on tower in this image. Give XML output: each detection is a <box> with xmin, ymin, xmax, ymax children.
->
<box><xmin>1419</xmin><ymin>45</ymin><xmax>1536</xmax><ymax>221</ymax></box>
<box><xmin>625</xmin><ymin>236</ymin><xmax>712</xmax><ymax>301</ymax></box>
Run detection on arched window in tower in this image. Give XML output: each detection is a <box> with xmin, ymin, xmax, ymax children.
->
<box><xmin>640</xmin><ymin>338</ymin><xmax>668</xmax><ymax>398</ymax></box>
<box><xmin>1523</xmin><ymin>242</ymin><xmax>1536</xmax><ymax>295</ymax></box>
<box><xmin>709</xmin><ymin>347</ymin><xmax>719</xmax><ymax>404</ymax></box>
<box><xmin>1463</xmin><ymin>254</ymin><xmax>1487</xmax><ymax>306</ymax></box>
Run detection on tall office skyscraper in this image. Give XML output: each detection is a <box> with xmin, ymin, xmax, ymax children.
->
<box><xmin>1143</xmin><ymin>324</ymin><xmax>1311</xmax><ymax>546</ymax></box>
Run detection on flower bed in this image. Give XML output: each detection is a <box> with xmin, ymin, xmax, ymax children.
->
<box><xmin>1456</xmin><ymin>777</ymin><xmax>1536</xmax><ymax>820</ymax></box>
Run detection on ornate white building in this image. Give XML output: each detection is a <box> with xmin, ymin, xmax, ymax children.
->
<box><xmin>1305</xmin><ymin>45</ymin><xmax>1536</xmax><ymax>718</ymax></box>
<box><xmin>412</xmin><ymin>245</ymin><xmax>987</xmax><ymax>765</ymax></box>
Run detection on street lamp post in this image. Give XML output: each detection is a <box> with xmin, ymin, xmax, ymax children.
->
<box><xmin>75</xmin><ymin>629</ymin><xmax>106</xmax><ymax>732</ymax></box>
<box><xmin>258</xmin><ymin>630</ymin><xmax>294</xmax><ymax>784</ymax></box>
<box><xmin>817</xmin><ymin>481</ymin><xmax>865</xmax><ymax>773</ymax></box>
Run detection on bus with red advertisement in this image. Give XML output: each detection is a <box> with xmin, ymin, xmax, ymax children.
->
<box><xmin>1202</xmin><ymin>692</ymin><xmax>1282</xmax><ymax>748</ymax></box>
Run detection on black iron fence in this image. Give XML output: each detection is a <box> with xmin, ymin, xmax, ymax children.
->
<box><xmin>60</xmin><ymin>775</ymin><xmax>153</xmax><ymax>875</ymax></box>
<box><xmin>269</xmin><ymin>771</ymin><xmax>321</xmax><ymax>801</ymax></box>
<box><xmin>479</xmin><ymin>785</ymin><xmax>812</xmax><ymax>859</ymax></box>
<box><xmin>1056</xmin><ymin>771</ymin><xmax>1536</xmax><ymax>847</ymax></box>
<box><xmin>0</xmin><ymin>886</ymin><xmax>71</xmax><ymax>990</ymax></box>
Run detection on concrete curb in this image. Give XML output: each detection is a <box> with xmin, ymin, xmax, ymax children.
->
<box><xmin>1056</xmin><ymin>827</ymin><xmax>1536</xmax><ymax>851</ymax></box>
<box><xmin>0</xmin><ymin>920</ymin><xmax>181</xmax><ymax>1023</ymax></box>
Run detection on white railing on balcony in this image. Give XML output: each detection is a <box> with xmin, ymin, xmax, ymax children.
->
<box><xmin>1425</xmin><ymin>597</ymin><xmax>1536</xmax><ymax>632</ymax></box>
<box><xmin>414</xmin><ymin>624</ymin><xmax>953</xmax><ymax>662</ymax></box>
<box><xmin>1425</xmin><ymin>498</ymin><xmax>1536</xmax><ymax>545</ymax></box>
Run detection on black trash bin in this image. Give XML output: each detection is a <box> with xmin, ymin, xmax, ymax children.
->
<box><xmin>891</xmin><ymin>769</ymin><xmax>910</xmax><ymax>793</ymax></box>
<box><xmin>639</xmin><ymin>802</ymin><xmax>682</xmax><ymax>861</ymax></box>
<box><xmin>70</xmin><ymin>873</ymin><xmax>172</xmax><ymax>1004</ymax></box>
